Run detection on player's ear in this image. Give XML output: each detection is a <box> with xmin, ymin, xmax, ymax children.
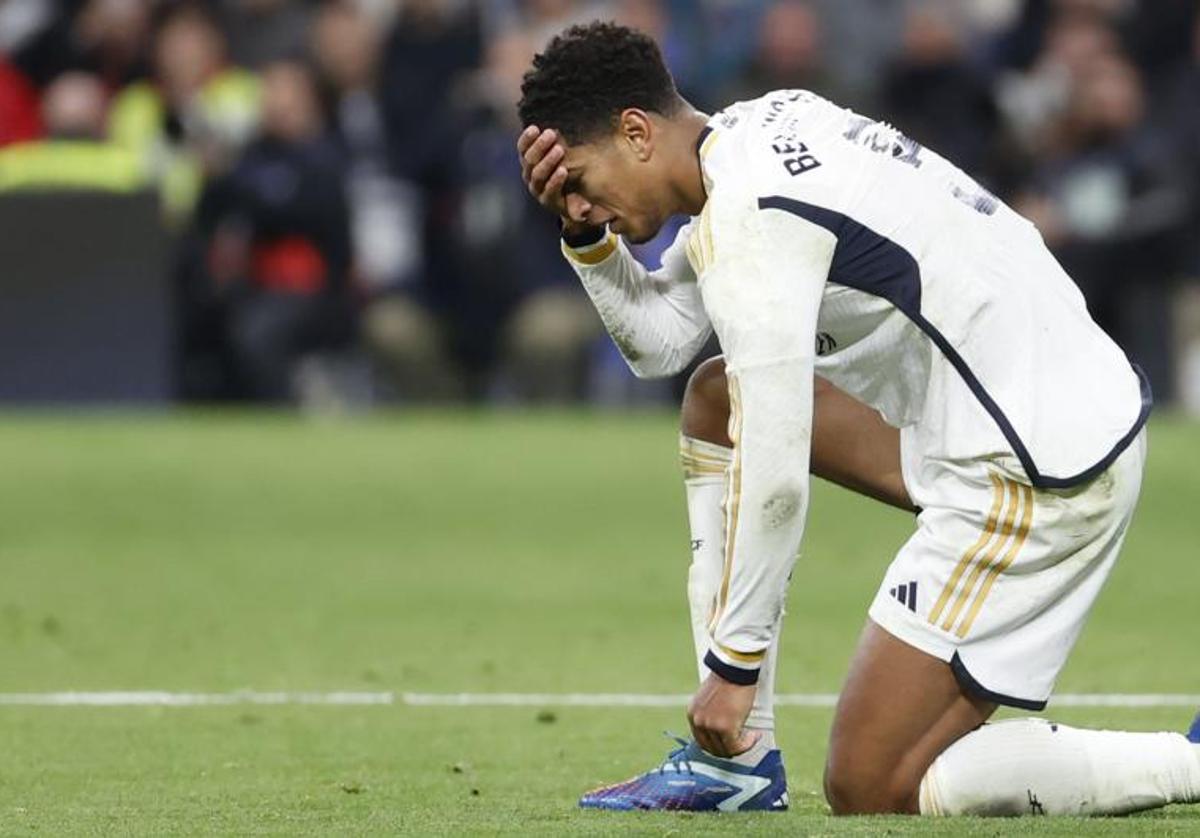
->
<box><xmin>618</xmin><ymin>109</ymin><xmax>654</xmax><ymax>161</ymax></box>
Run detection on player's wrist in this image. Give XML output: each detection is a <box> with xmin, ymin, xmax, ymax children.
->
<box><xmin>703</xmin><ymin>649</ymin><xmax>761</xmax><ymax>686</ymax></box>
<box><xmin>560</xmin><ymin>218</ymin><xmax>606</xmax><ymax>248</ymax></box>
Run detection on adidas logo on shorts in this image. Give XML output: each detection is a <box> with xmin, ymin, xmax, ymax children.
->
<box><xmin>889</xmin><ymin>580</ymin><xmax>918</xmax><ymax>613</ymax></box>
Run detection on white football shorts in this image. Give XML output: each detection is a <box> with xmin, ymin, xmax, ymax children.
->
<box><xmin>868</xmin><ymin>429</ymin><xmax>1147</xmax><ymax>709</ymax></box>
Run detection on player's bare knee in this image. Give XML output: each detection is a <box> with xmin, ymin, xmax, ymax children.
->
<box><xmin>680</xmin><ymin>356</ymin><xmax>730</xmax><ymax>446</ymax></box>
<box><xmin>823</xmin><ymin>756</ymin><xmax>917</xmax><ymax>815</ymax></box>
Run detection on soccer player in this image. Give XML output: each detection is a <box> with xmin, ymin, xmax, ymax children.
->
<box><xmin>517</xmin><ymin>22</ymin><xmax>1200</xmax><ymax>816</ymax></box>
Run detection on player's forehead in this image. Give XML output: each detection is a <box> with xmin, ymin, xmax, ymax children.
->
<box><xmin>560</xmin><ymin>133</ymin><xmax>617</xmax><ymax>171</ymax></box>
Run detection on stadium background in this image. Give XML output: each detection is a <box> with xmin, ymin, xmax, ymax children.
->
<box><xmin>2</xmin><ymin>0</ymin><xmax>1200</xmax><ymax>409</ymax></box>
<box><xmin>1</xmin><ymin>0</ymin><xmax>1198</xmax><ymax>833</ymax></box>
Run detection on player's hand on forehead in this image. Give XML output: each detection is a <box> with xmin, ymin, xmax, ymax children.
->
<box><xmin>517</xmin><ymin>125</ymin><xmax>570</xmax><ymax>219</ymax></box>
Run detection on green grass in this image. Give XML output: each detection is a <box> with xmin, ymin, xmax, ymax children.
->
<box><xmin>0</xmin><ymin>411</ymin><xmax>1197</xmax><ymax>834</ymax></box>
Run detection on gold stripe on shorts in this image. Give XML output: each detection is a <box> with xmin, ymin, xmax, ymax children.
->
<box><xmin>956</xmin><ymin>481</ymin><xmax>1034</xmax><ymax>638</ymax></box>
<box><xmin>928</xmin><ymin>473</ymin><xmax>1005</xmax><ymax>626</ymax></box>
<box><xmin>940</xmin><ymin>477</ymin><xmax>1021</xmax><ymax>632</ymax></box>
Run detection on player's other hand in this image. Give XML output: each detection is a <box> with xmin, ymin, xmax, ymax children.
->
<box><xmin>687</xmin><ymin>671</ymin><xmax>760</xmax><ymax>758</ymax></box>
<box><xmin>518</xmin><ymin>125</ymin><xmax>568</xmax><ymax>216</ymax></box>
<box><xmin>517</xmin><ymin>126</ymin><xmax>596</xmax><ymax>237</ymax></box>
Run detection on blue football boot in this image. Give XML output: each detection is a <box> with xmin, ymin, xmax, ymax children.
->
<box><xmin>1187</xmin><ymin>711</ymin><xmax>1200</xmax><ymax>744</ymax></box>
<box><xmin>579</xmin><ymin>735</ymin><xmax>788</xmax><ymax>812</ymax></box>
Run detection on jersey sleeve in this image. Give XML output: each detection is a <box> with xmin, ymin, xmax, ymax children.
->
<box><xmin>694</xmin><ymin>186</ymin><xmax>836</xmax><ymax>686</ymax></box>
<box><xmin>561</xmin><ymin>223</ymin><xmax>711</xmax><ymax>379</ymax></box>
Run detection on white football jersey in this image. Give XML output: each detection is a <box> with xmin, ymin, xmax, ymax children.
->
<box><xmin>560</xmin><ymin>90</ymin><xmax>1149</xmax><ymax>680</ymax></box>
<box><xmin>696</xmin><ymin>90</ymin><xmax>1148</xmax><ymax>483</ymax></box>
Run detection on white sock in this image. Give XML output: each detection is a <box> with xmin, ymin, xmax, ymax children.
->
<box><xmin>727</xmin><ymin>728</ymin><xmax>772</xmax><ymax>767</ymax></box>
<box><xmin>919</xmin><ymin>718</ymin><xmax>1200</xmax><ymax>816</ymax></box>
<box><xmin>680</xmin><ymin>435</ymin><xmax>779</xmax><ymax>754</ymax></box>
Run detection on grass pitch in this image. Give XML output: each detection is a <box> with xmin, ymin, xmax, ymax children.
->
<box><xmin>0</xmin><ymin>411</ymin><xmax>1197</xmax><ymax>835</ymax></box>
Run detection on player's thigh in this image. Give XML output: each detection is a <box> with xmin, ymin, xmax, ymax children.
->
<box><xmin>810</xmin><ymin>376</ymin><xmax>913</xmax><ymax>512</ymax></box>
<box><xmin>680</xmin><ymin>356</ymin><xmax>913</xmax><ymax>511</ymax></box>
<box><xmin>824</xmin><ymin>621</ymin><xmax>995</xmax><ymax>815</ymax></box>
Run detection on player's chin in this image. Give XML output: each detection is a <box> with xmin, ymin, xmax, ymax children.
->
<box><xmin>620</xmin><ymin>220</ymin><xmax>660</xmax><ymax>245</ymax></box>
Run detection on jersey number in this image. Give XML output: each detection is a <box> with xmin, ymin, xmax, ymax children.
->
<box><xmin>771</xmin><ymin>137</ymin><xmax>821</xmax><ymax>177</ymax></box>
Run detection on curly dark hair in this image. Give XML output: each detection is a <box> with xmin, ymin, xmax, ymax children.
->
<box><xmin>518</xmin><ymin>21</ymin><xmax>682</xmax><ymax>144</ymax></box>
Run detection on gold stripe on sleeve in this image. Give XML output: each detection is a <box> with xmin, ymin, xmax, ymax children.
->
<box><xmin>955</xmin><ymin>481</ymin><xmax>1034</xmax><ymax>638</ymax></box>
<box><xmin>928</xmin><ymin>473</ymin><xmax>1005</xmax><ymax>626</ymax></box>
<box><xmin>685</xmin><ymin>231</ymin><xmax>704</xmax><ymax>275</ymax></box>
<box><xmin>680</xmin><ymin>459</ymin><xmax>727</xmax><ymax>479</ymax></box>
<box><xmin>562</xmin><ymin>232</ymin><xmax>618</xmax><ymax>266</ymax></box>
<box><xmin>682</xmin><ymin>449</ymin><xmax>731</xmax><ymax>467</ymax></box>
<box><xmin>679</xmin><ymin>442</ymin><xmax>729</xmax><ymax>462</ymax></box>
<box><xmin>708</xmin><ymin>373</ymin><xmax>743</xmax><ymax>633</ymax></box>
<box><xmin>686</xmin><ymin>204</ymin><xmax>716</xmax><ymax>275</ymax></box>
<box><xmin>700</xmin><ymin>204</ymin><xmax>715</xmax><ymax>267</ymax></box>
<box><xmin>715</xmin><ymin>642</ymin><xmax>766</xmax><ymax>664</ymax></box>
<box><xmin>940</xmin><ymin>477</ymin><xmax>1019</xmax><ymax>632</ymax></box>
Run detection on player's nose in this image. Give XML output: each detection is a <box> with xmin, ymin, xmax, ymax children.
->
<box><xmin>586</xmin><ymin>207</ymin><xmax>616</xmax><ymax>227</ymax></box>
<box><xmin>565</xmin><ymin>193</ymin><xmax>592</xmax><ymax>224</ymax></box>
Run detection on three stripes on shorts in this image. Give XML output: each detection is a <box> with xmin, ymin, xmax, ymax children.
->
<box><xmin>928</xmin><ymin>472</ymin><xmax>1034</xmax><ymax>639</ymax></box>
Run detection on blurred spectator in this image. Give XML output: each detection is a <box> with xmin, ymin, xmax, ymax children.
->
<box><xmin>0</xmin><ymin>0</ymin><xmax>55</xmax><ymax>55</ymax></box>
<box><xmin>219</xmin><ymin>0</ymin><xmax>314</xmax><ymax>70</ymax></box>
<box><xmin>182</xmin><ymin>59</ymin><xmax>354</xmax><ymax>402</ymax></box>
<box><xmin>1121</xmin><ymin>0</ymin><xmax>1199</xmax><ymax>85</ymax></box>
<box><xmin>14</xmin><ymin>0</ymin><xmax>151</xmax><ymax>89</ymax></box>
<box><xmin>312</xmin><ymin>0</ymin><xmax>420</xmax><ymax>292</ymax></box>
<box><xmin>108</xmin><ymin>3</ymin><xmax>259</xmax><ymax>220</ymax></box>
<box><xmin>613</xmin><ymin>0</ymin><xmax>706</xmax><ymax>103</ymax></box>
<box><xmin>1161</xmin><ymin>12</ymin><xmax>1200</xmax><ymax>412</ymax></box>
<box><xmin>370</xmin><ymin>0</ymin><xmax>482</xmax><ymax>399</ymax></box>
<box><xmin>452</xmin><ymin>27</ymin><xmax>601</xmax><ymax>400</ymax></box>
<box><xmin>0</xmin><ymin>57</ymin><xmax>43</xmax><ymax>145</ymax></box>
<box><xmin>719</xmin><ymin>1</ymin><xmax>843</xmax><ymax>105</ymax></box>
<box><xmin>379</xmin><ymin>0</ymin><xmax>481</xmax><ymax>186</ymax></box>
<box><xmin>880</xmin><ymin>3</ymin><xmax>1012</xmax><ymax>189</ymax></box>
<box><xmin>511</xmin><ymin>0</ymin><xmax>610</xmax><ymax>47</ymax></box>
<box><xmin>312</xmin><ymin>0</ymin><xmax>461</xmax><ymax>400</ymax></box>
<box><xmin>995</xmin><ymin>11</ymin><xmax>1119</xmax><ymax>149</ymax></box>
<box><xmin>1164</xmin><ymin>10</ymin><xmax>1200</xmax><ymax>277</ymax></box>
<box><xmin>1016</xmin><ymin>48</ymin><xmax>1189</xmax><ymax>402</ymax></box>
<box><xmin>0</xmin><ymin>71</ymin><xmax>141</xmax><ymax>190</ymax></box>
<box><xmin>807</xmin><ymin>0</ymin><xmax>906</xmax><ymax>107</ymax></box>
<box><xmin>369</xmin><ymin>27</ymin><xmax>601</xmax><ymax>402</ymax></box>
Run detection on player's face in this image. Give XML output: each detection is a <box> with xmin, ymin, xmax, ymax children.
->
<box><xmin>560</xmin><ymin>134</ymin><xmax>669</xmax><ymax>244</ymax></box>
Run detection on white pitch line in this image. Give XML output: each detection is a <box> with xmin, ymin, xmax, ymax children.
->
<box><xmin>0</xmin><ymin>692</ymin><xmax>1194</xmax><ymax>708</ymax></box>
<box><xmin>0</xmin><ymin>691</ymin><xmax>394</xmax><ymax>707</ymax></box>
<box><xmin>401</xmin><ymin>692</ymin><xmax>698</xmax><ymax>707</ymax></box>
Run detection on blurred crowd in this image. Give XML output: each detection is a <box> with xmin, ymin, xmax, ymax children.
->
<box><xmin>1</xmin><ymin>0</ymin><xmax>1199</xmax><ymax>408</ymax></box>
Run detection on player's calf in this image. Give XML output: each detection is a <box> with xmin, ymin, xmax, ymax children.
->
<box><xmin>823</xmin><ymin>622</ymin><xmax>995</xmax><ymax>816</ymax></box>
